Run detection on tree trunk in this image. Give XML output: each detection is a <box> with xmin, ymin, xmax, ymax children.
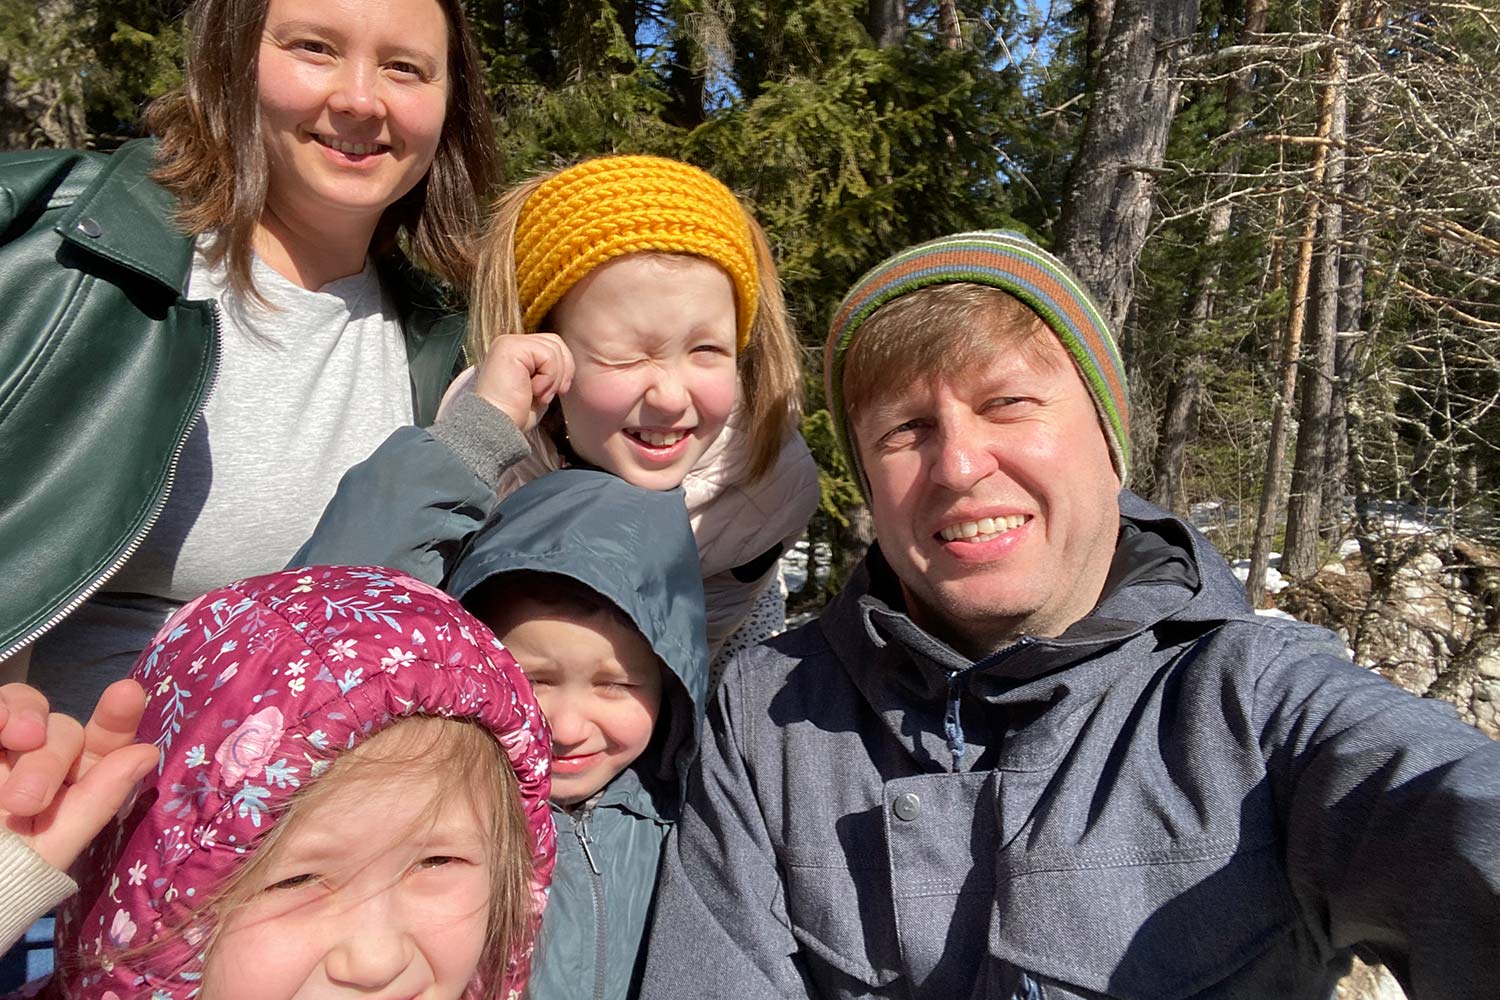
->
<box><xmin>1282</xmin><ymin>240</ymin><xmax>1344</xmax><ymax>577</ymax></box>
<box><xmin>1244</xmin><ymin>0</ymin><xmax>1349</xmax><ymax>604</ymax></box>
<box><xmin>1056</xmin><ymin>0</ymin><xmax>1202</xmax><ymax>336</ymax></box>
<box><xmin>665</xmin><ymin>0</ymin><xmax>708</xmax><ymax>128</ymax></box>
<box><xmin>938</xmin><ymin>0</ymin><xmax>961</xmax><ymax>49</ymax></box>
<box><xmin>865</xmin><ymin>0</ymin><xmax>906</xmax><ymax>48</ymax></box>
<box><xmin>0</xmin><ymin>0</ymin><xmax>89</xmax><ymax>150</ymax></box>
<box><xmin>520</xmin><ymin>0</ymin><xmax>561</xmax><ymax>86</ymax></box>
<box><xmin>1085</xmin><ymin>0</ymin><xmax>1118</xmax><ymax>87</ymax></box>
<box><xmin>1319</xmin><ymin>1</ymin><xmax>1382</xmax><ymax>542</ymax></box>
<box><xmin>1149</xmin><ymin>0</ymin><xmax>1267</xmax><ymax>512</ymax></box>
<box><xmin>1283</xmin><ymin>0</ymin><xmax>1351</xmax><ymax>580</ymax></box>
<box><xmin>1322</xmin><ymin>315</ymin><xmax>1358</xmax><ymax>540</ymax></box>
<box><xmin>1150</xmin><ymin>358</ymin><xmax>1200</xmax><ymax>514</ymax></box>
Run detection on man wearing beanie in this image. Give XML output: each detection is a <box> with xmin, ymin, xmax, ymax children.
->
<box><xmin>641</xmin><ymin>232</ymin><xmax>1500</xmax><ymax>999</ymax></box>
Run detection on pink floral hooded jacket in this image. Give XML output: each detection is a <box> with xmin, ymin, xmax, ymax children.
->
<box><xmin>38</xmin><ymin>566</ymin><xmax>556</xmax><ymax>1000</ymax></box>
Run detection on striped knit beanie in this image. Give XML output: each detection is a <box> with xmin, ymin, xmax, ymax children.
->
<box><xmin>825</xmin><ymin>230</ymin><xmax>1131</xmax><ymax>496</ymax></box>
<box><xmin>515</xmin><ymin>155</ymin><xmax>760</xmax><ymax>348</ymax></box>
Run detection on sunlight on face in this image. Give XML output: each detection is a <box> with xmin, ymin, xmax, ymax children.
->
<box><xmin>201</xmin><ymin>765</ymin><xmax>492</xmax><ymax>1000</ymax></box>
<box><xmin>257</xmin><ymin>0</ymin><xmax>451</xmax><ymax>237</ymax></box>
<box><xmin>551</xmin><ymin>254</ymin><xmax>740</xmax><ymax>490</ymax></box>
<box><xmin>498</xmin><ymin>604</ymin><xmax>663</xmax><ymax>807</ymax></box>
<box><xmin>854</xmin><ymin>338</ymin><xmax>1121</xmax><ymax>655</ymax></box>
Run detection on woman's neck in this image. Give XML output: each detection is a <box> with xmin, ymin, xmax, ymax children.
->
<box><xmin>253</xmin><ymin>201</ymin><xmax>379</xmax><ymax>291</ymax></box>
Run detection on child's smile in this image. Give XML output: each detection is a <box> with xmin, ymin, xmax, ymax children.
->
<box><xmin>551</xmin><ymin>253</ymin><xmax>739</xmax><ymax>491</ymax></box>
<box><xmin>498</xmin><ymin>605</ymin><xmax>665</xmax><ymax>807</ymax></box>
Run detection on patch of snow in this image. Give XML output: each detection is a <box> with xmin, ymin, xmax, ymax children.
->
<box><xmin>781</xmin><ymin>539</ymin><xmax>830</xmax><ymax>594</ymax></box>
<box><xmin>1255</xmin><ymin>608</ymin><xmax>1298</xmax><ymax>621</ymax></box>
<box><xmin>1230</xmin><ymin>555</ymin><xmax>1288</xmax><ymax>594</ymax></box>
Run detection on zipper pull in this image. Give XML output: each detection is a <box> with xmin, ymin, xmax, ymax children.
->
<box><xmin>575</xmin><ymin>814</ymin><xmax>601</xmax><ymax>876</ymax></box>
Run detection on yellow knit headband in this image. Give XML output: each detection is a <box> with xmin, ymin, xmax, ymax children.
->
<box><xmin>514</xmin><ymin>156</ymin><xmax>760</xmax><ymax>349</ymax></box>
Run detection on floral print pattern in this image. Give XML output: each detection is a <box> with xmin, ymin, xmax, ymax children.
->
<box><xmin>51</xmin><ymin>566</ymin><xmax>556</xmax><ymax>1000</ymax></box>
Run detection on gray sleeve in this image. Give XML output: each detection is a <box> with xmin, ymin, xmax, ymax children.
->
<box><xmin>1255</xmin><ymin>627</ymin><xmax>1500</xmax><ymax>998</ymax></box>
<box><xmin>288</xmin><ymin>397</ymin><xmax>528</xmax><ymax>584</ymax></box>
<box><xmin>640</xmin><ymin>658</ymin><xmax>814</xmax><ymax>998</ymax></box>
<box><xmin>426</xmin><ymin>390</ymin><xmax>530</xmax><ymax>492</ymax></box>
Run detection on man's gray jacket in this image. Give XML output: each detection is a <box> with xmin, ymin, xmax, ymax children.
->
<box><xmin>638</xmin><ymin>492</ymin><xmax>1500</xmax><ymax>999</ymax></box>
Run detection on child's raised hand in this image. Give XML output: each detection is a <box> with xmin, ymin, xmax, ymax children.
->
<box><xmin>1</xmin><ymin>680</ymin><xmax>159</xmax><ymax>871</ymax></box>
<box><xmin>473</xmin><ymin>332</ymin><xmax>576</xmax><ymax>433</ymax></box>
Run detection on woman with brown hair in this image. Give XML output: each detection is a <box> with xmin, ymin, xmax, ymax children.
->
<box><xmin>0</xmin><ymin>0</ymin><xmax>497</xmax><ymax>719</ymax></box>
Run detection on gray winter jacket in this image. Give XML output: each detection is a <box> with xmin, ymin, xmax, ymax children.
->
<box><xmin>639</xmin><ymin>491</ymin><xmax>1500</xmax><ymax>1000</ymax></box>
<box><xmin>445</xmin><ymin>469</ymin><xmax>711</xmax><ymax>1000</ymax></box>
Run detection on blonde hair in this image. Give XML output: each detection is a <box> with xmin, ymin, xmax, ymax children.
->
<box><xmin>97</xmin><ymin>717</ymin><xmax>534</xmax><ymax>1000</ymax></box>
<box><xmin>469</xmin><ymin>164</ymin><xmax>803</xmax><ymax>481</ymax></box>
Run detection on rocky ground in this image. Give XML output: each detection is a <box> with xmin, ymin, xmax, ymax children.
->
<box><xmin>1275</xmin><ymin>533</ymin><xmax>1500</xmax><ymax>740</ymax></box>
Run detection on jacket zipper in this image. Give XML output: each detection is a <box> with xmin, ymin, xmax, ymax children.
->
<box><xmin>573</xmin><ymin>810</ymin><xmax>607</xmax><ymax>1000</ymax></box>
<box><xmin>1</xmin><ymin>305</ymin><xmax>223</xmax><ymax>664</ymax></box>
<box><xmin>943</xmin><ymin>636</ymin><xmax>1036</xmax><ymax>771</ymax></box>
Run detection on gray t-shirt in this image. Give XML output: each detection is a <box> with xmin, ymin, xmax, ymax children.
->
<box><xmin>31</xmin><ymin>244</ymin><xmax>414</xmax><ymax>718</ymax></box>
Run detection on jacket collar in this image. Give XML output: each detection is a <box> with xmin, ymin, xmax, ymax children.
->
<box><xmin>553</xmin><ymin>764</ymin><xmax>671</xmax><ymax>825</ymax></box>
<box><xmin>375</xmin><ymin>254</ymin><xmax>467</xmax><ymax>425</ymax></box>
<box><xmin>55</xmin><ymin>139</ymin><xmax>194</xmax><ymax>294</ymax></box>
<box><xmin>820</xmin><ymin>490</ymin><xmax>1249</xmax><ymax>771</ymax></box>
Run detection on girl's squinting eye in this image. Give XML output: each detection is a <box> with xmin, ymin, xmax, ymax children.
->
<box><xmin>265</xmin><ymin>872</ymin><xmax>320</xmax><ymax>892</ymax></box>
<box><xmin>417</xmin><ymin>855</ymin><xmax>460</xmax><ymax>870</ymax></box>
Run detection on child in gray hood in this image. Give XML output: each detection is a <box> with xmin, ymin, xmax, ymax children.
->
<box><xmin>446</xmin><ymin>468</ymin><xmax>709</xmax><ymax>1000</ymax></box>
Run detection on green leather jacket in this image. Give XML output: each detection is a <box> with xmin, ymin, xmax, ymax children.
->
<box><xmin>0</xmin><ymin>139</ymin><xmax>468</xmax><ymax>661</ymax></box>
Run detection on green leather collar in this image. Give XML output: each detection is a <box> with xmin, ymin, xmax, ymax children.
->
<box><xmin>54</xmin><ymin>140</ymin><xmax>194</xmax><ymax>294</ymax></box>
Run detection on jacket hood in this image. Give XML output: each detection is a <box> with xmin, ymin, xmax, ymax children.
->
<box><xmin>826</xmin><ymin>490</ymin><xmax>1255</xmax><ymax>770</ymax></box>
<box><xmin>52</xmin><ymin>566</ymin><xmax>556</xmax><ymax>1000</ymax></box>
<box><xmin>446</xmin><ymin>469</ymin><xmax>709</xmax><ymax>808</ymax></box>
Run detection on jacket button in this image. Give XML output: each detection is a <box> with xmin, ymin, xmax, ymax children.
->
<box><xmin>77</xmin><ymin>217</ymin><xmax>103</xmax><ymax>238</ymax></box>
<box><xmin>893</xmin><ymin>792</ymin><xmax>920</xmax><ymax>822</ymax></box>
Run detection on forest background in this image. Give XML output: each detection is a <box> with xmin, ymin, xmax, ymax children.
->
<box><xmin>1</xmin><ymin>1</ymin><xmax>1497</xmax><ymax>994</ymax></box>
<box><xmin>4</xmin><ymin>0</ymin><xmax>1499</xmax><ymax>652</ymax></box>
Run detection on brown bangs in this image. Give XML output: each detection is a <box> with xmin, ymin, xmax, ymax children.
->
<box><xmin>841</xmin><ymin>283</ymin><xmax>1061</xmax><ymax>422</ymax></box>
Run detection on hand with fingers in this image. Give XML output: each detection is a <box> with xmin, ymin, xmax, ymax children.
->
<box><xmin>0</xmin><ymin>680</ymin><xmax>159</xmax><ymax>872</ymax></box>
<box><xmin>473</xmin><ymin>332</ymin><xmax>576</xmax><ymax>434</ymax></box>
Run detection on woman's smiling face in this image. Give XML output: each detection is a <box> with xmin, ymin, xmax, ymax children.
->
<box><xmin>257</xmin><ymin>0</ymin><xmax>451</xmax><ymax>235</ymax></box>
<box><xmin>550</xmin><ymin>253</ymin><xmax>740</xmax><ymax>491</ymax></box>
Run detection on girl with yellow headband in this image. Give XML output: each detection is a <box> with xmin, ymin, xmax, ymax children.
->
<box><xmin>295</xmin><ymin>155</ymin><xmax>815</xmax><ymax>660</ymax></box>
<box><xmin>448</xmin><ymin>155</ymin><xmax>819</xmax><ymax>661</ymax></box>
<box><xmin>290</xmin><ymin>156</ymin><xmax>816</xmax><ymax>1000</ymax></box>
